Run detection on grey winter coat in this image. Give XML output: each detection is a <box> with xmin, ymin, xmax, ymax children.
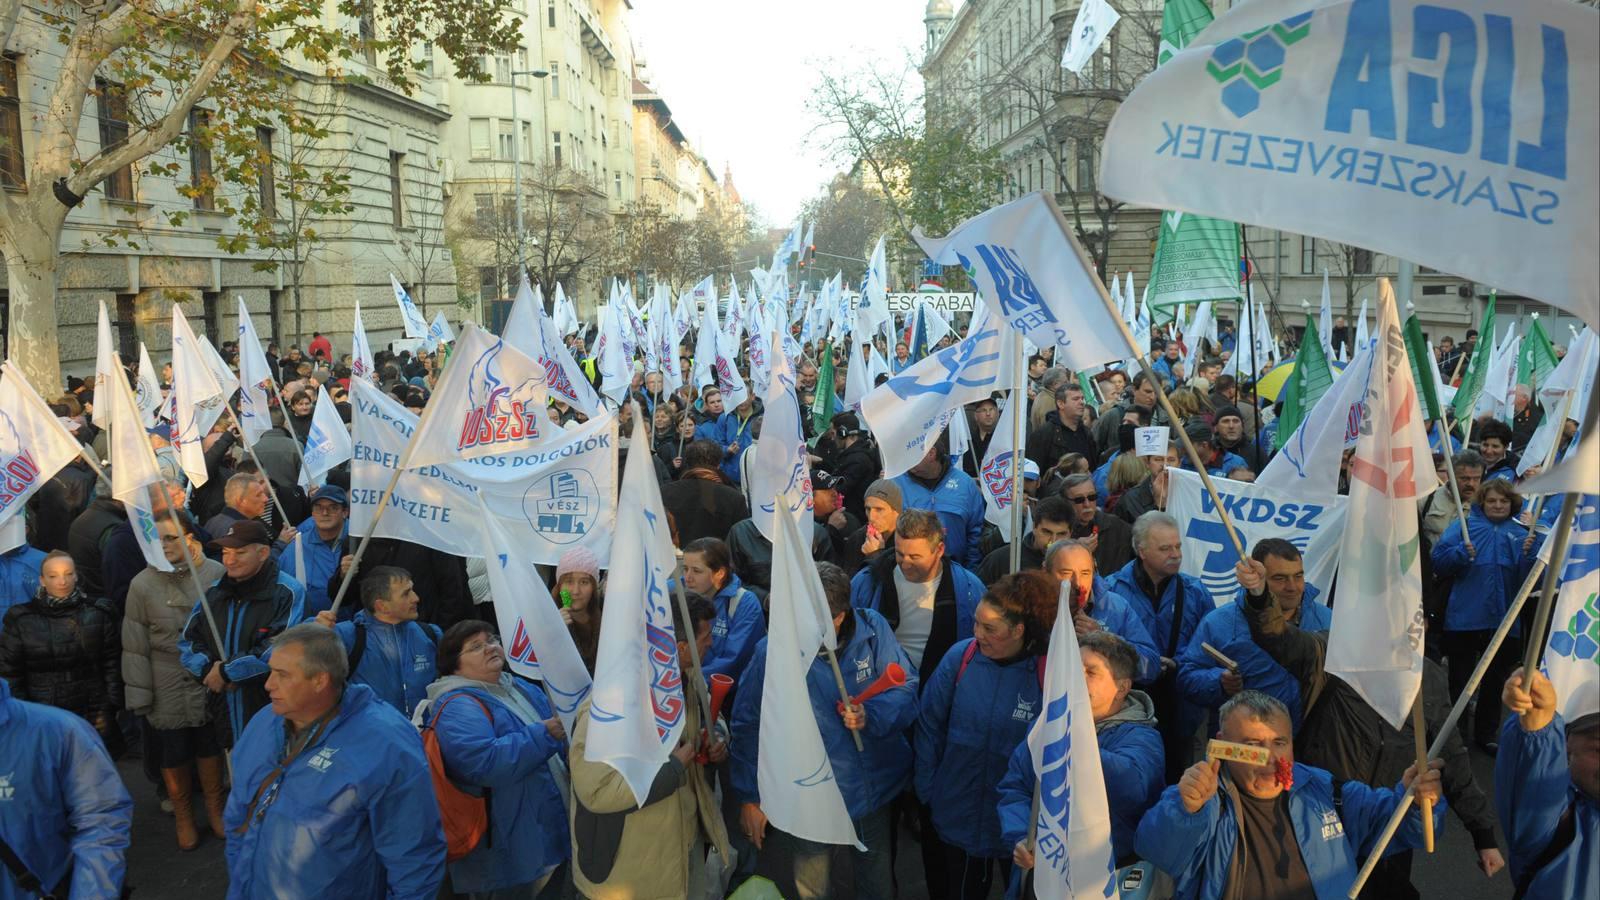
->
<box><xmin>121</xmin><ymin>558</ymin><xmax>225</xmax><ymax>729</ymax></box>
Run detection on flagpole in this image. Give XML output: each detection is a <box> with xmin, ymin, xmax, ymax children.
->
<box><xmin>1008</xmin><ymin>332</ymin><xmax>1027</xmax><ymax>574</ymax></box>
<box><xmin>1520</xmin><ymin>492</ymin><xmax>1580</xmax><ymax>677</ymax></box>
<box><xmin>1523</xmin><ymin>354</ymin><xmax>1585</xmax><ymax>526</ymax></box>
<box><xmin>1040</xmin><ymin>196</ymin><xmax>1247</xmax><ymax>559</ymax></box>
<box><xmin>1409</xmin><ymin>698</ymin><xmax>1434</xmax><ymax>853</ymax></box>
<box><xmin>822</xmin><ymin>646</ymin><xmax>864</xmax><ymax>753</ymax></box>
<box><xmin>219</xmin><ymin>401</ymin><xmax>297</xmax><ymax>539</ymax></box>
<box><xmin>1023</xmin><ymin>781</ymin><xmax>1042</xmax><ymax>897</ymax></box>
<box><xmin>1435</xmin><ymin>414</ymin><xmax>1475</xmax><ymax>558</ymax></box>
<box><xmin>669</xmin><ymin>559</ymin><xmax>715</xmax><ymax>745</ymax></box>
<box><xmin>267</xmin><ymin>377</ymin><xmax>311</xmax><ymax>477</ymax></box>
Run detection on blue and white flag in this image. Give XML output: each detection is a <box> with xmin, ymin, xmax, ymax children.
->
<box><xmin>104</xmin><ymin>350</ymin><xmax>172</xmax><ymax>572</ymax></box>
<box><xmin>404</xmin><ymin>323</ymin><xmax>550</xmax><ymax>467</ymax></box>
<box><xmin>1027</xmin><ymin>582</ymin><xmax>1117</xmax><ymax>899</ymax></box>
<box><xmin>843</xmin><ymin>340</ymin><xmax>872</xmax><ymax>413</ymax></box>
<box><xmin>299</xmin><ymin>385</ymin><xmax>352</xmax><ymax>489</ymax></box>
<box><xmin>1258</xmin><ymin>341</ymin><xmax>1376</xmax><ymax>497</ymax></box>
<box><xmin>170</xmin><ymin>307</ymin><xmax>225</xmax><ymax>488</ymax></box>
<box><xmin>1061</xmin><ymin>0</ymin><xmax>1121</xmax><ymax>73</ymax></box>
<box><xmin>348</xmin><ymin>379</ymin><xmax>617</xmax><ymax>565</ymax></box>
<box><xmin>504</xmin><ymin>276</ymin><xmax>601</xmax><ymax>417</ymax></box>
<box><xmin>979</xmin><ymin>392</ymin><xmax>1024</xmax><ymax>544</ymax></box>
<box><xmin>0</xmin><ymin>363</ymin><xmax>90</xmax><ymax>526</ymax></box>
<box><xmin>913</xmin><ymin>192</ymin><xmax>1126</xmax><ymax>373</ymax></box>
<box><xmin>1520</xmin><ymin>329</ymin><xmax>1597</xmax><ymax>477</ymax></box>
<box><xmin>475</xmin><ymin>494</ymin><xmax>593</xmax><ymax>732</ymax></box>
<box><xmin>586</xmin><ymin>401</ymin><xmax>687</xmax><ymax>807</ymax></box>
<box><xmin>391</xmin><ymin>274</ymin><xmax>429</xmax><ymax>338</ymax></box>
<box><xmin>860</xmin><ymin>306</ymin><xmax>1007</xmax><ymax>478</ymax></box>
<box><xmin>595</xmin><ymin>303</ymin><xmax>632</xmax><ymax>405</ymax></box>
<box><xmin>747</xmin><ymin>337</ymin><xmax>811</xmax><ymax>541</ymax></box>
<box><xmin>235</xmin><ymin>297</ymin><xmax>276</xmax><ymax>448</ymax></box>
<box><xmin>1543</xmin><ymin>494</ymin><xmax>1600</xmax><ymax>725</ymax></box>
<box><xmin>351</xmin><ymin>302</ymin><xmax>376</xmax><ymax>383</ymax></box>
<box><xmin>760</xmin><ymin>499</ymin><xmax>863</xmax><ymax>849</ymax></box>
<box><xmin>428</xmin><ymin>312</ymin><xmax>456</xmax><ymax>348</ymax></box>
<box><xmin>858</xmin><ymin>236</ymin><xmax>890</xmax><ymax>334</ymax></box>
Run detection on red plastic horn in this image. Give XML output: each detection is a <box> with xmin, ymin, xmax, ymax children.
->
<box><xmin>707</xmin><ymin>673</ymin><xmax>735</xmax><ymax>725</ymax></box>
<box><xmin>849</xmin><ymin>663</ymin><xmax>907</xmax><ymax>707</ymax></box>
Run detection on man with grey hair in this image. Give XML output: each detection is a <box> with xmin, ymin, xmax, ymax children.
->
<box><xmin>1136</xmin><ymin>689</ymin><xmax>1444</xmax><ymax>900</ymax></box>
<box><xmin>1060</xmin><ymin>472</ymin><xmax>1133</xmax><ymax>575</ymax></box>
<box><xmin>1421</xmin><ymin>449</ymin><xmax>1485</xmax><ymax>548</ymax></box>
<box><xmin>224</xmin><ymin>623</ymin><xmax>445</xmax><ymax>898</ymax></box>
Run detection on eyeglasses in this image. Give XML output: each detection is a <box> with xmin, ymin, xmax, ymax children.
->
<box><xmin>1067</xmin><ymin>494</ymin><xmax>1098</xmax><ymax>505</ymax></box>
<box><xmin>463</xmin><ymin>635</ymin><xmax>502</xmax><ymax>655</ymax></box>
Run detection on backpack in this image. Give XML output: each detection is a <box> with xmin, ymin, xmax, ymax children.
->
<box><xmin>347</xmin><ymin>620</ymin><xmax>439</xmax><ymax>673</ymax></box>
<box><xmin>422</xmin><ymin>692</ymin><xmax>495</xmax><ymax>862</ymax></box>
<box><xmin>955</xmin><ymin>641</ymin><xmax>1046</xmax><ymax>692</ymax></box>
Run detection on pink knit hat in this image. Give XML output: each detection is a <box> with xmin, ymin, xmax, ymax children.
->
<box><xmin>556</xmin><ymin>546</ymin><xmax>601</xmax><ymax>583</ymax></box>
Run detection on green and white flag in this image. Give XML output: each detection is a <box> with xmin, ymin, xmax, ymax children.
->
<box><xmin>810</xmin><ymin>341</ymin><xmax>836</xmax><ymax>442</ymax></box>
<box><xmin>1145</xmin><ymin>0</ymin><xmax>1241</xmax><ymax>321</ymax></box>
<box><xmin>1517</xmin><ymin>317</ymin><xmax>1560</xmax><ymax>394</ymax></box>
<box><xmin>1275</xmin><ymin>315</ymin><xmax>1335</xmax><ymax>451</ymax></box>
<box><xmin>1403</xmin><ymin>313</ymin><xmax>1444</xmax><ymax>423</ymax></box>
<box><xmin>1450</xmin><ymin>292</ymin><xmax>1497</xmax><ymax>430</ymax></box>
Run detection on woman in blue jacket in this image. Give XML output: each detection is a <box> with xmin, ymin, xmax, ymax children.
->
<box><xmin>1432</xmin><ymin>478</ymin><xmax>1538</xmax><ymax>749</ymax></box>
<box><xmin>914</xmin><ymin>571</ymin><xmax>1056</xmax><ymax>900</ymax></box>
<box><xmin>425</xmin><ymin>620</ymin><xmax>570</xmax><ymax>899</ymax></box>
<box><xmin>680</xmin><ymin>537</ymin><xmax>766</xmax><ymax>682</ymax></box>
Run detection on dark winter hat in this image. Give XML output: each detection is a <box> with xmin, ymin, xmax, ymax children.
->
<box><xmin>864</xmin><ymin>479</ymin><xmax>903</xmax><ymax>513</ymax></box>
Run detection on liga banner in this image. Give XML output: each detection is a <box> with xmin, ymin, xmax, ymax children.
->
<box><xmin>1166</xmin><ymin>468</ymin><xmax>1346</xmax><ymax>607</ymax></box>
<box><xmin>348</xmin><ymin>380</ymin><xmax>617</xmax><ymax>566</ymax></box>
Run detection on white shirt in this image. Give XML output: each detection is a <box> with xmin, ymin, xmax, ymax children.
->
<box><xmin>892</xmin><ymin>566</ymin><xmax>942</xmax><ymax>669</ymax></box>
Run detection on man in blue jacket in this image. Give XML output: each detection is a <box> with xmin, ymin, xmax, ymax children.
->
<box><xmin>225</xmin><ymin>623</ymin><xmax>444</xmax><ymax>899</ymax></box>
<box><xmin>0</xmin><ymin>678</ymin><xmax>132</xmax><ymax>900</ymax></box>
<box><xmin>314</xmin><ymin>566</ymin><xmax>440</xmax><ymax>719</ymax></box>
<box><xmin>1043</xmin><ymin>539</ymin><xmax>1164</xmax><ymax>685</ymax></box>
<box><xmin>1179</xmin><ymin>538</ymin><xmax>1333</xmax><ymax>732</ymax></box>
<box><xmin>1497</xmin><ymin>668</ymin><xmax>1599</xmax><ymax>899</ymax></box>
<box><xmin>278</xmin><ymin>484</ymin><xmax>350</xmax><ymax>618</ymax></box>
<box><xmin>848</xmin><ymin>509</ymin><xmax>982</xmax><ymax>682</ymax></box>
<box><xmin>694</xmin><ymin>393</ymin><xmax>758</xmax><ymax>485</ymax></box>
<box><xmin>1135</xmin><ymin>691</ymin><xmax>1445</xmax><ymax>900</ymax></box>
<box><xmin>892</xmin><ymin>432</ymin><xmax>986</xmax><ymax>569</ymax></box>
<box><xmin>732</xmin><ymin>562</ymin><xmax>919</xmax><ymax>900</ymax></box>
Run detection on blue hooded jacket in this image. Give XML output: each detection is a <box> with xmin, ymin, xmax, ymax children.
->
<box><xmin>1496</xmin><ymin>713</ymin><xmax>1599</xmax><ymax>900</ymax></box>
<box><xmin>427</xmin><ymin>675</ymin><xmax>570</xmax><ymax>894</ymax></box>
<box><xmin>224</xmin><ymin>683</ymin><xmax>445</xmax><ymax>899</ymax></box>
<box><xmin>1103</xmin><ymin>561</ymin><xmax>1214</xmax><ymax>662</ymax></box>
<box><xmin>1177</xmin><ymin>586</ymin><xmax>1333</xmax><ymax>731</ymax></box>
<box><xmin>1135</xmin><ymin>763</ymin><xmax>1445</xmax><ymax>900</ymax></box>
<box><xmin>0</xmin><ymin>545</ymin><xmax>45</xmax><ymax>617</ymax></box>
<box><xmin>1432</xmin><ymin>507</ymin><xmax>1538</xmax><ymax>632</ymax></box>
<box><xmin>335</xmin><ymin>611</ymin><xmax>442</xmax><ymax>718</ymax></box>
<box><xmin>278</xmin><ymin>518</ymin><xmax>348</xmax><ymax>618</ymax></box>
<box><xmin>891</xmin><ymin>466</ymin><xmax>987</xmax><ymax>569</ymax></box>
<box><xmin>730</xmin><ymin>607</ymin><xmax>919</xmax><ymax>820</ymax></box>
<box><xmin>0</xmin><ymin>679</ymin><xmax>132</xmax><ymax>900</ymax></box>
<box><xmin>694</xmin><ymin>410</ymin><xmax>758</xmax><ymax>485</ymax></box>
<box><xmin>1081</xmin><ymin>575</ymin><xmax>1165</xmax><ymax>685</ymax></box>
<box><xmin>914</xmin><ymin>639</ymin><xmax>1044</xmax><ymax>858</ymax></box>
<box><xmin>703</xmin><ymin>575</ymin><xmax>766</xmax><ymax>682</ymax></box>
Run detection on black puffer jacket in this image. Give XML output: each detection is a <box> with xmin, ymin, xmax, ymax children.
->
<box><xmin>829</xmin><ymin>440</ymin><xmax>881</xmax><ymax>521</ymax></box>
<box><xmin>0</xmin><ymin>588</ymin><xmax>122</xmax><ymax>720</ymax></box>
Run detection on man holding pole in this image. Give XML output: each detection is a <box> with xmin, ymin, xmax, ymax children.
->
<box><xmin>1497</xmin><ymin>668</ymin><xmax>1599</xmax><ymax>898</ymax></box>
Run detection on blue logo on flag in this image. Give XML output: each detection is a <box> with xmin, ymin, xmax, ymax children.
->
<box><xmin>523</xmin><ymin>471</ymin><xmax>598</xmax><ymax>543</ymax></box>
<box><xmin>883</xmin><ymin>329</ymin><xmax>1001</xmax><ymax>400</ymax></box>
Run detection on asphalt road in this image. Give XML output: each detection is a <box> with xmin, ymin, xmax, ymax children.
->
<box><xmin>119</xmin><ymin>747</ymin><xmax>1517</xmax><ymax>899</ymax></box>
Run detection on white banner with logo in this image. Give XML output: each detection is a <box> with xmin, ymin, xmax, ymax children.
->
<box><xmin>1166</xmin><ymin>468</ymin><xmax>1347</xmax><ymax>608</ymax></box>
<box><xmin>348</xmin><ymin>380</ymin><xmax>617</xmax><ymax>565</ymax></box>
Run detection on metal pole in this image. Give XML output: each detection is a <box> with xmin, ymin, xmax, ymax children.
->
<box><xmin>1521</xmin><ymin>492</ymin><xmax>1580</xmax><ymax>676</ymax></box>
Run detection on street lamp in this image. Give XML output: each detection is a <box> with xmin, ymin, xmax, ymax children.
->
<box><xmin>510</xmin><ymin>67</ymin><xmax>550</xmax><ymax>274</ymax></box>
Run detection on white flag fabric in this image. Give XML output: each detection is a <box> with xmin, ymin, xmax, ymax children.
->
<box><xmin>746</xmin><ymin>339</ymin><xmax>811</xmax><ymax>541</ymax></box>
<box><xmin>169</xmin><ymin>307</ymin><xmax>226</xmax><ymax>489</ymax></box>
<box><xmin>0</xmin><ymin>363</ymin><xmax>90</xmax><ymax>526</ymax></box>
<box><xmin>586</xmin><ymin>402</ymin><xmax>687</xmax><ymax>807</ymax></box>
<box><xmin>1353</xmin><ymin>299</ymin><xmax>1370</xmax><ymax>355</ymax></box>
<box><xmin>1222</xmin><ymin>294</ymin><xmax>1256</xmax><ymax>380</ymax></box>
<box><xmin>913</xmin><ymin>192</ymin><xmax>1126</xmax><ymax>373</ymax></box>
<box><xmin>93</xmin><ymin>301</ymin><xmax>115</xmax><ymax>427</ymax></box>
<box><xmin>351</xmin><ymin>302</ymin><xmax>376</xmax><ymax>383</ymax></box>
<box><xmin>299</xmin><ymin>385</ymin><xmax>352</xmax><ymax>489</ymax></box>
<box><xmin>1100</xmin><ymin>0</ymin><xmax>1598</xmax><ymax>329</ymax></box>
<box><xmin>596</xmin><ymin>304</ymin><xmax>632</xmax><ymax>405</ymax></box>
<box><xmin>746</xmin><ymin>309</ymin><xmax>774</xmax><ymax>405</ymax></box>
<box><xmin>858</xmin><ymin>236</ymin><xmax>891</xmax><ymax>334</ymax></box>
<box><xmin>1259</xmin><ymin>342</ymin><xmax>1376</xmax><ymax>497</ymax></box>
<box><xmin>648</xmin><ymin>286</ymin><xmax>683</xmax><ymax>397</ymax></box>
<box><xmin>1318</xmin><ymin>272</ymin><xmax>1335</xmax><ymax>358</ymax></box>
<box><xmin>710</xmin><ymin>319</ymin><xmax>750</xmax><ymax>412</ymax></box>
<box><xmin>475</xmin><ymin>496</ymin><xmax>593</xmax><ymax>732</ymax></box>
<box><xmin>349</xmin><ymin>379</ymin><xmax>617</xmax><ymax>564</ymax></box>
<box><xmin>194</xmin><ymin>333</ymin><xmax>238</xmax><ymax>438</ymax></box>
<box><xmin>978</xmin><ymin>393</ymin><xmax>1024</xmax><ymax>544</ymax></box>
<box><xmin>105</xmin><ymin>353</ymin><xmax>172</xmax><ymax>572</ymax></box>
<box><xmin>843</xmin><ymin>341</ymin><xmax>872</xmax><ymax>413</ymax></box>
<box><xmin>504</xmin><ymin>277</ymin><xmax>601</xmax><ymax>417</ymax></box>
<box><xmin>1027</xmin><ymin>583</ymin><xmax>1117</xmax><ymax>899</ymax></box>
<box><xmin>1519</xmin><ymin>330</ymin><xmax>1597</xmax><ymax>476</ymax></box>
<box><xmin>235</xmin><ymin>298</ymin><xmax>276</xmax><ymax>448</ymax></box>
<box><xmin>1543</xmin><ymin>494</ymin><xmax>1600</xmax><ymax>725</ymax></box>
<box><xmin>760</xmin><ymin>504</ymin><xmax>863</xmax><ymax>848</ymax></box>
<box><xmin>391</xmin><ymin>274</ymin><xmax>429</xmax><ymax>338</ymax></box>
<box><xmin>428</xmin><ymin>312</ymin><xmax>456</xmax><ymax>348</ymax></box>
<box><xmin>1060</xmin><ymin>0</ymin><xmax>1121</xmax><ymax>73</ymax></box>
<box><xmin>553</xmin><ymin>284</ymin><xmax>581</xmax><ymax>338</ymax></box>
<box><xmin>861</xmin><ymin>307</ymin><xmax>1007</xmax><ymax>478</ymax></box>
<box><xmin>1182</xmin><ymin>301</ymin><xmax>1215</xmax><ymax>376</ymax></box>
<box><xmin>135</xmin><ymin>344</ymin><xmax>162</xmax><ymax>429</ymax></box>
<box><xmin>1326</xmin><ymin>284</ymin><xmax>1440</xmax><ymax>730</ymax></box>
<box><xmin>404</xmin><ymin>323</ymin><xmax>551</xmax><ymax>468</ymax></box>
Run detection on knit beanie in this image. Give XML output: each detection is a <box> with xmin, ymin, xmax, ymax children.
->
<box><xmin>864</xmin><ymin>479</ymin><xmax>903</xmax><ymax>513</ymax></box>
<box><xmin>556</xmin><ymin>546</ymin><xmax>601</xmax><ymax>583</ymax></box>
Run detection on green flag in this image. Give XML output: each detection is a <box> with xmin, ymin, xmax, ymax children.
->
<box><xmin>1146</xmin><ymin>0</ymin><xmax>1242</xmax><ymax>320</ymax></box>
<box><xmin>1275</xmin><ymin>315</ymin><xmax>1335</xmax><ymax>451</ymax></box>
<box><xmin>1403</xmin><ymin>314</ymin><xmax>1443</xmax><ymax>422</ymax></box>
<box><xmin>1450</xmin><ymin>292</ymin><xmax>1497</xmax><ymax>430</ymax></box>
<box><xmin>1078</xmin><ymin>371</ymin><xmax>1099</xmax><ymax>405</ymax></box>
<box><xmin>810</xmin><ymin>340</ymin><xmax>836</xmax><ymax>440</ymax></box>
<box><xmin>1516</xmin><ymin>317</ymin><xmax>1559</xmax><ymax>393</ymax></box>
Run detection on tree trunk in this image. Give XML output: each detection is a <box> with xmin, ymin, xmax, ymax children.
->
<box><xmin>4</xmin><ymin>216</ymin><xmax>68</xmax><ymax>392</ymax></box>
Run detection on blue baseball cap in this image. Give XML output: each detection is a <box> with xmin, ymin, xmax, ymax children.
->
<box><xmin>310</xmin><ymin>484</ymin><xmax>348</xmax><ymax>507</ymax></box>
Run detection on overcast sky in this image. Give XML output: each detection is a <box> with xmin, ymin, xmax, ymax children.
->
<box><xmin>629</xmin><ymin>0</ymin><xmax>928</xmax><ymax>227</ymax></box>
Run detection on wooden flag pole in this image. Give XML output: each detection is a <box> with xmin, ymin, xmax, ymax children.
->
<box><xmin>1008</xmin><ymin>331</ymin><xmax>1028</xmax><ymax>575</ymax></box>
<box><xmin>1409</xmin><ymin>698</ymin><xmax>1434</xmax><ymax>853</ymax></box>
<box><xmin>669</xmin><ymin>558</ymin><xmax>715</xmax><ymax>741</ymax></box>
<box><xmin>822</xmin><ymin>646</ymin><xmax>865</xmax><ymax>753</ymax></box>
<box><xmin>1521</xmin><ymin>492</ymin><xmax>1580</xmax><ymax>678</ymax></box>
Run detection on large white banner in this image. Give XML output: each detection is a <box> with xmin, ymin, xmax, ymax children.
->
<box><xmin>1167</xmin><ymin>468</ymin><xmax>1347</xmax><ymax>609</ymax></box>
<box><xmin>1100</xmin><ymin>0</ymin><xmax>1599</xmax><ymax>324</ymax></box>
<box><xmin>1543</xmin><ymin>494</ymin><xmax>1599</xmax><ymax>726</ymax></box>
<box><xmin>348</xmin><ymin>380</ymin><xmax>617</xmax><ymax>565</ymax></box>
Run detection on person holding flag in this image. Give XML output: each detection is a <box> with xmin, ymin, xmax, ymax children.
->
<box><xmin>1497</xmin><ymin>667</ymin><xmax>1599</xmax><ymax>898</ymax></box>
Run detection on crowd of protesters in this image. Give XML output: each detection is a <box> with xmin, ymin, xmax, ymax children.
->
<box><xmin>0</xmin><ymin>318</ymin><xmax>1593</xmax><ymax>900</ymax></box>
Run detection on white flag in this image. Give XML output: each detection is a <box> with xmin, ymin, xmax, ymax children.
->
<box><xmin>860</xmin><ymin>306</ymin><xmax>1007</xmax><ymax>478</ymax></box>
<box><xmin>1543</xmin><ymin>494</ymin><xmax>1599</xmax><ymax>725</ymax></box>
<box><xmin>135</xmin><ymin>344</ymin><xmax>162</xmax><ymax>429</ymax></box>
<box><xmin>505</xmin><ymin>276</ymin><xmax>601</xmax><ymax>417</ymax></box>
<box><xmin>746</xmin><ymin>339</ymin><xmax>811</xmax><ymax>541</ymax></box>
<box><xmin>1222</xmin><ymin>293</ymin><xmax>1256</xmax><ymax>380</ymax></box>
<box><xmin>693</xmin><ymin>293</ymin><xmax>721</xmax><ymax>392</ymax></box>
<box><xmin>93</xmin><ymin>301</ymin><xmax>115</xmax><ymax>426</ymax></box>
<box><xmin>170</xmin><ymin>307</ymin><xmax>226</xmax><ymax>489</ymax></box>
<box><xmin>1258</xmin><ymin>341</ymin><xmax>1376</xmax><ymax>497</ymax></box>
<box><xmin>404</xmin><ymin>323</ymin><xmax>550</xmax><ymax>468</ymax></box>
<box><xmin>1182</xmin><ymin>301</ymin><xmax>1215</xmax><ymax>377</ymax></box>
<box><xmin>913</xmin><ymin>192</ymin><xmax>1126</xmax><ymax>373</ymax></box>
<box><xmin>979</xmin><ymin>392</ymin><xmax>1024</xmax><ymax>543</ymax></box>
<box><xmin>351</xmin><ymin>302</ymin><xmax>376</xmax><ymax>383</ymax></box>
<box><xmin>428</xmin><ymin>312</ymin><xmax>456</xmax><ymax>348</ymax></box>
<box><xmin>235</xmin><ymin>298</ymin><xmax>276</xmax><ymax>448</ymax></box>
<box><xmin>1519</xmin><ymin>329</ymin><xmax>1597</xmax><ymax>476</ymax></box>
<box><xmin>391</xmin><ymin>274</ymin><xmax>429</xmax><ymax>339</ymax></box>
<box><xmin>1028</xmin><ymin>583</ymin><xmax>1117</xmax><ymax>899</ymax></box>
<box><xmin>299</xmin><ymin>385</ymin><xmax>352</xmax><ymax>489</ymax></box>
<box><xmin>105</xmin><ymin>352</ymin><xmax>172</xmax><ymax>572</ymax></box>
<box><xmin>858</xmin><ymin>236</ymin><xmax>891</xmax><ymax>334</ymax></box>
<box><xmin>555</xmin><ymin>284</ymin><xmax>581</xmax><ymax>338</ymax></box>
<box><xmin>1326</xmin><ymin>282</ymin><xmax>1439</xmax><ymax>730</ymax></box>
<box><xmin>0</xmin><ymin>363</ymin><xmax>89</xmax><ymax>526</ymax></box>
<box><xmin>760</xmin><ymin>504</ymin><xmax>863</xmax><ymax>848</ymax></box>
<box><xmin>1353</xmin><ymin>298</ymin><xmax>1370</xmax><ymax>355</ymax></box>
<box><xmin>475</xmin><ymin>495</ymin><xmax>593</xmax><ymax>732</ymax></box>
<box><xmin>648</xmin><ymin>286</ymin><xmax>683</xmax><ymax>396</ymax></box>
<box><xmin>843</xmin><ymin>341</ymin><xmax>872</xmax><ymax>413</ymax></box>
<box><xmin>586</xmin><ymin>401</ymin><xmax>686</xmax><ymax>807</ymax></box>
<box><xmin>596</xmin><ymin>304</ymin><xmax>632</xmax><ymax>405</ymax></box>
<box><xmin>1319</xmin><ymin>271</ymin><xmax>1335</xmax><ymax>360</ymax></box>
<box><xmin>1060</xmin><ymin>0</ymin><xmax>1120</xmax><ymax>73</ymax></box>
